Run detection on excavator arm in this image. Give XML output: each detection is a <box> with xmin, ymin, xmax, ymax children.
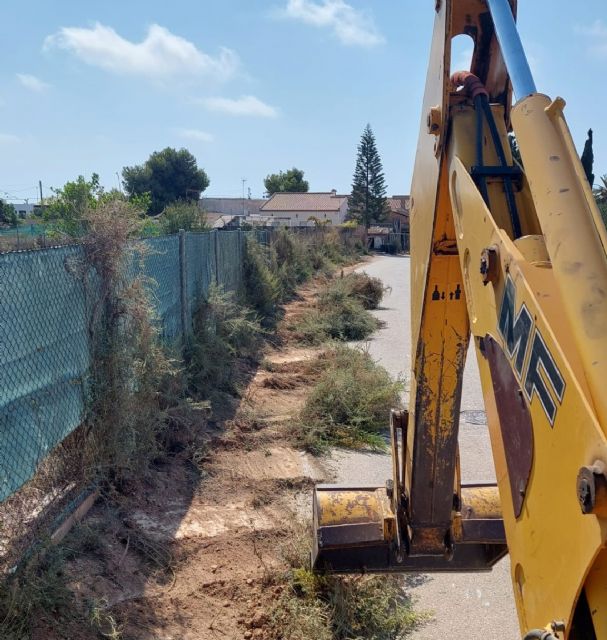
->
<box><xmin>312</xmin><ymin>1</ymin><xmax>607</xmax><ymax>638</ymax></box>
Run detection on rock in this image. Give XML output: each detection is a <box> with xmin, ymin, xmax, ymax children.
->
<box><xmin>250</xmin><ymin>612</ymin><xmax>269</xmax><ymax>628</ymax></box>
<box><xmin>211</xmin><ymin>564</ymin><xmax>219</xmax><ymax>573</ymax></box>
<box><xmin>246</xmin><ymin>578</ymin><xmax>254</xmax><ymax>585</ymax></box>
<box><xmin>244</xmin><ymin>632</ymin><xmax>253</xmax><ymax>639</ymax></box>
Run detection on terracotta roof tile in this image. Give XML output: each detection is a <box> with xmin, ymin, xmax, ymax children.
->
<box><xmin>260</xmin><ymin>192</ymin><xmax>347</xmax><ymax>212</ymax></box>
<box><xmin>388</xmin><ymin>196</ymin><xmax>410</xmax><ymax>215</ymax></box>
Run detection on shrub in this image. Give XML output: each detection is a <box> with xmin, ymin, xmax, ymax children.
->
<box><xmin>187</xmin><ymin>285</ymin><xmax>264</xmax><ymax>400</ymax></box>
<box><xmin>336</xmin><ymin>271</ymin><xmax>386</xmax><ymax>309</ymax></box>
<box><xmin>269</xmin><ymin>525</ymin><xmax>424</xmax><ymax>640</ymax></box>
<box><xmin>0</xmin><ymin>545</ymin><xmax>73</xmax><ymax>638</ymax></box>
<box><xmin>79</xmin><ymin>200</ymin><xmax>173</xmax><ymax>488</ymax></box>
<box><xmin>271</xmin><ymin>229</ymin><xmax>314</xmax><ymax>297</ymax></box>
<box><xmin>322</xmin><ymin>295</ymin><xmax>379</xmax><ymax>341</ymax></box>
<box><xmin>242</xmin><ymin>237</ymin><xmax>281</xmax><ymax>322</ymax></box>
<box><xmin>294</xmin><ymin>276</ymin><xmax>381</xmax><ymax>344</ymax></box>
<box><xmin>160</xmin><ymin>200</ymin><xmax>209</xmax><ymax>234</ymax></box>
<box><xmin>296</xmin><ymin>346</ymin><xmax>402</xmax><ymax>452</ymax></box>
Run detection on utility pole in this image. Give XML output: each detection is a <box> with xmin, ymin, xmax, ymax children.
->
<box><xmin>116</xmin><ymin>172</ymin><xmax>122</xmax><ymax>193</ymax></box>
<box><xmin>39</xmin><ymin>180</ymin><xmax>43</xmax><ymax>205</ymax></box>
<box><xmin>241</xmin><ymin>178</ymin><xmax>247</xmax><ymax>217</ymax></box>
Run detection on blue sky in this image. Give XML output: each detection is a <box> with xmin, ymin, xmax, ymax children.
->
<box><xmin>0</xmin><ymin>0</ymin><xmax>605</xmax><ymax>202</ymax></box>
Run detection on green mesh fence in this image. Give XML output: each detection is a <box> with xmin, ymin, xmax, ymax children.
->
<box><xmin>0</xmin><ymin>230</ymin><xmax>246</xmax><ymax>508</ymax></box>
<box><xmin>144</xmin><ymin>235</ymin><xmax>182</xmax><ymax>340</ymax></box>
<box><xmin>0</xmin><ymin>246</ymin><xmax>93</xmax><ymax>501</ymax></box>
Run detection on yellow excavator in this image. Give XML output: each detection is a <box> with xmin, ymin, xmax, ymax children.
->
<box><xmin>311</xmin><ymin>1</ymin><xmax>607</xmax><ymax>638</ymax></box>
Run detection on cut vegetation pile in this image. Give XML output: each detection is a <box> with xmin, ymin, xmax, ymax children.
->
<box><xmin>268</xmin><ymin>527</ymin><xmax>422</xmax><ymax>640</ymax></box>
<box><xmin>293</xmin><ymin>272</ymin><xmax>385</xmax><ymax>344</ymax></box>
<box><xmin>296</xmin><ymin>346</ymin><xmax>403</xmax><ymax>452</ymax></box>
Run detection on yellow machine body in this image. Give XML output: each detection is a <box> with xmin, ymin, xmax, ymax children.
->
<box><xmin>312</xmin><ymin>1</ymin><xmax>607</xmax><ymax>638</ymax></box>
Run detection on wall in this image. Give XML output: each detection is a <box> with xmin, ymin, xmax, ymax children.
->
<box><xmin>261</xmin><ymin>202</ymin><xmax>347</xmax><ymax>226</ymax></box>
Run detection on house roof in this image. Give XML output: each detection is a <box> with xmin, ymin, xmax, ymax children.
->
<box><xmin>368</xmin><ymin>226</ymin><xmax>391</xmax><ymax>235</ymax></box>
<box><xmin>388</xmin><ymin>195</ymin><xmax>410</xmax><ymax>216</ymax></box>
<box><xmin>260</xmin><ymin>192</ymin><xmax>347</xmax><ymax>212</ymax></box>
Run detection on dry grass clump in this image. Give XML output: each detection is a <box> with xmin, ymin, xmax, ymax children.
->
<box><xmin>0</xmin><ymin>544</ymin><xmax>73</xmax><ymax>639</ymax></box>
<box><xmin>295</xmin><ymin>345</ymin><xmax>402</xmax><ymax>453</ymax></box>
<box><xmin>78</xmin><ymin>200</ymin><xmax>174</xmax><ymax>490</ymax></box>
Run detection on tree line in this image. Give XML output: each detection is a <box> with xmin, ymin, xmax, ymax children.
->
<box><xmin>3</xmin><ymin>125</ymin><xmax>604</xmax><ymax>234</ymax></box>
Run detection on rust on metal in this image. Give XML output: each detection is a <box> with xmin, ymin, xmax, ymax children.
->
<box><xmin>577</xmin><ymin>461</ymin><xmax>607</xmax><ymax>517</ymax></box>
<box><xmin>480</xmin><ymin>245</ymin><xmax>500</xmax><ymax>286</ymax></box>
<box><xmin>485</xmin><ymin>335</ymin><xmax>533</xmax><ymax>518</ymax></box>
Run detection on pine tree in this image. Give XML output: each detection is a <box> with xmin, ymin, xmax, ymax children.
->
<box><xmin>581</xmin><ymin>128</ymin><xmax>595</xmax><ymax>187</ymax></box>
<box><xmin>348</xmin><ymin>124</ymin><xmax>389</xmax><ymax>228</ymax></box>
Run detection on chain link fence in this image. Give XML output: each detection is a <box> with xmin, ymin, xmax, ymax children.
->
<box><xmin>0</xmin><ymin>229</ymin><xmax>260</xmax><ymax>570</ymax></box>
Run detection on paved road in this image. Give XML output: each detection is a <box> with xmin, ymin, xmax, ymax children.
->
<box><xmin>327</xmin><ymin>255</ymin><xmax>520</xmax><ymax>639</ymax></box>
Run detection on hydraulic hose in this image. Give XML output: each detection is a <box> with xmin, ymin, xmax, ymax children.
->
<box><xmin>451</xmin><ymin>71</ymin><xmax>523</xmax><ymax>238</ymax></box>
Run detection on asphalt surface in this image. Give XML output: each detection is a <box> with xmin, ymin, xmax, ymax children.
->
<box><xmin>326</xmin><ymin>254</ymin><xmax>520</xmax><ymax>639</ymax></box>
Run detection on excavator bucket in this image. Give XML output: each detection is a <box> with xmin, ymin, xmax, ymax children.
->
<box><xmin>312</xmin><ymin>485</ymin><xmax>396</xmax><ymax>573</ymax></box>
<box><xmin>312</xmin><ymin>411</ymin><xmax>507</xmax><ymax>573</ymax></box>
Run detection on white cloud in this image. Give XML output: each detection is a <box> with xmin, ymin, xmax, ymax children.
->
<box><xmin>197</xmin><ymin>95</ymin><xmax>278</xmax><ymax>118</ymax></box>
<box><xmin>576</xmin><ymin>20</ymin><xmax>607</xmax><ymax>57</ymax></box>
<box><xmin>16</xmin><ymin>73</ymin><xmax>50</xmax><ymax>93</ymax></box>
<box><xmin>175</xmin><ymin>128</ymin><xmax>214</xmax><ymax>143</ymax></box>
<box><xmin>280</xmin><ymin>0</ymin><xmax>384</xmax><ymax>47</ymax></box>
<box><xmin>0</xmin><ymin>133</ymin><xmax>20</xmax><ymax>144</ymax></box>
<box><xmin>44</xmin><ymin>23</ymin><xmax>239</xmax><ymax>80</ymax></box>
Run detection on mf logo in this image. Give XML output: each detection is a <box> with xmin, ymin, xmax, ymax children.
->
<box><xmin>498</xmin><ymin>277</ymin><xmax>565</xmax><ymax>426</ymax></box>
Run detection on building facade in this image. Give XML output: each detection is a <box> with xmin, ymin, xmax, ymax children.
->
<box><xmin>259</xmin><ymin>191</ymin><xmax>348</xmax><ymax>226</ymax></box>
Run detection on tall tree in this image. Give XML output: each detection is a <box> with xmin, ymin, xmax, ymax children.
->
<box><xmin>123</xmin><ymin>147</ymin><xmax>209</xmax><ymax>215</ymax></box>
<box><xmin>0</xmin><ymin>199</ymin><xmax>17</xmax><ymax>225</ymax></box>
<box><xmin>348</xmin><ymin>124</ymin><xmax>388</xmax><ymax>228</ymax></box>
<box><xmin>264</xmin><ymin>168</ymin><xmax>309</xmax><ymax>196</ymax></box>
<box><xmin>581</xmin><ymin>128</ymin><xmax>595</xmax><ymax>187</ymax></box>
<box><xmin>594</xmin><ymin>174</ymin><xmax>607</xmax><ymax>229</ymax></box>
<box><xmin>45</xmin><ymin>173</ymin><xmax>103</xmax><ymax>222</ymax></box>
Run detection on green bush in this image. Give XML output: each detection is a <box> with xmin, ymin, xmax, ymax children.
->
<box><xmin>294</xmin><ymin>275</ymin><xmax>381</xmax><ymax>344</ymax></box>
<box><xmin>333</xmin><ymin>272</ymin><xmax>386</xmax><ymax>310</ymax></box>
<box><xmin>297</xmin><ymin>346</ymin><xmax>402</xmax><ymax>452</ymax></box>
<box><xmin>272</xmin><ymin>229</ymin><xmax>314</xmax><ymax>297</ymax></box>
<box><xmin>160</xmin><ymin>200</ymin><xmax>209</xmax><ymax>234</ymax></box>
<box><xmin>187</xmin><ymin>285</ymin><xmax>264</xmax><ymax>399</ymax></box>
<box><xmin>270</xmin><ymin>525</ymin><xmax>424</xmax><ymax>640</ymax></box>
<box><xmin>242</xmin><ymin>237</ymin><xmax>281</xmax><ymax>322</ymax></box>
<box><xmin>0</xmin><ymin>544</ymin><xmax>73</xmax><ymax>638</ymax></box>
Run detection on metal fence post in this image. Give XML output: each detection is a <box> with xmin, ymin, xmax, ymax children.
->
<box><xmin>179</xmin><ymin>229</ymin><xmax>189</xmax><ymax>342</ymax></box>
<box><xmin>213</xmin><ymin>230</ymin><xmax>219</xmax><ymax>286</ymax></box>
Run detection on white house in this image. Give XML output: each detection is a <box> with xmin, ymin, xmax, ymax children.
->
<box><xmin>258</xmin><ymin>191</ymin><xmax>348</xmax><ymax>226</ymax></box>
<box><xmin>10</xmin><ymin>202</ymin><xmax>37</xmax><ymax>218</ymax></box>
